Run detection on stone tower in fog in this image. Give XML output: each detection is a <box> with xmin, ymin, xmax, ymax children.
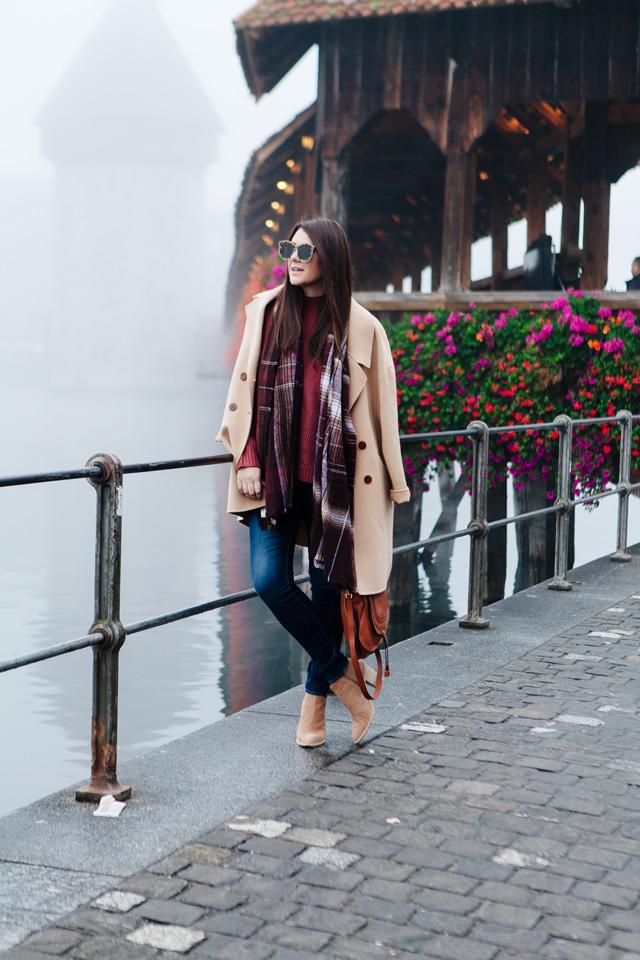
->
<box><xmin>38</xmin><ymin>0</ymin><xmax>222</xmax><ymax>386</ymax></box>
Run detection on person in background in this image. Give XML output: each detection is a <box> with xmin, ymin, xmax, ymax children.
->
<box><xmin>626</xmin><ymin>257</ymin><xmax>640</xmax><ymax>291</ymax></box>
<box><xmin>217</xmin><ymin>217</ymin><xmax>409</xmax><ymax>748</ymax></box>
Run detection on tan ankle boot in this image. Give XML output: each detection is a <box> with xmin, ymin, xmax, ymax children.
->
<box><xmin>296</xmin><ymin>693</ymin><xmax>326</xmax><ymax>747</ymax></box>
<box><xmin>330</xmin><ymin>672</ymin><xmax>375</xmax><ymax>743</ymax></box>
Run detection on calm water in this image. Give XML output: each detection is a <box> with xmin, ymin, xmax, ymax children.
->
<box><xmin>0</xmin><ymin>374</ymin><xmax>627</xmax><ymax>817</ymax></box>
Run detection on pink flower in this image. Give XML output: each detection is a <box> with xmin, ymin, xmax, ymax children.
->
<box><xmin>569</xmin><ymin>316</ymin><xmax>590</xmax><ymax>334</ymax></box>
<box><xmin>272</xmin><ymin>263</ymin><xmax>286</xmax><ymax>281</ymax></box>
<box><xmin>424</xmin><ymin>313</ymin><xmax>436</xmax><ymax>324</ymax></box>
<box><xmin>444</xmin><ymin>343</ymin><xmax>457</xmax><ymax>356</ymax></box>
<box><xmin>551</xmin><ymin>297</ymin><xmax>568</xmax><ymax>310</ymax></box>
<box><xmin>598</xmin><ymin>306</ymin><xmax>612</xmax><ymax>320</ymax></box>
<box><xmin>603</xmin><ymin>338</ymin><xmax>624</xmax><ymax>353</ymax></box>
<box><xmin>468</xmin><ymin>301</ymin><xmax>475</xmax><ymax>309</ymax></box>
<box><xmin>539</xmin><ymin>322</ymin><xmax>554</xmax><ymax>339</ymax></box>
<box><xmin>495</xmin><ymin>317</ymin><xmax>507</xmax><ymax>330</ymax></box>
<box><xmin>411</xmin><ymin>315</ymin><xmax>422</xmax><ymax>325</ymax></box>
<box><xmin>508</xmin><ymin>308</ymin><xmax>518</xmax><ymax>317</ymax></box>
<box><xmin>569</xmin><ymin>334</ymin><xmax>584</xmax><ymax>347</ymax></box>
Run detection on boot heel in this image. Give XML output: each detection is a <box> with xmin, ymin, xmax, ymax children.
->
<box><xmin>330</xmin><ymin>675</ymin><xmax>374</xmax><ymax>743</ymax></box>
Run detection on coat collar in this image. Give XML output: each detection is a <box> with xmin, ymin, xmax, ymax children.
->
<box><xmin>247</xmin><ymin>286</ymin><xmax>375</xmax><ymax>369</ymax></box>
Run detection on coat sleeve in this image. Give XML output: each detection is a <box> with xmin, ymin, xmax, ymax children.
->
<box><xmin>379</xmin><ymin>359</ymin><xmax>411</xmax><ymax>504</ymax></box>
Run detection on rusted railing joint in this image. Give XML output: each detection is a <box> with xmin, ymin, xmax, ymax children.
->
<box><xmin>548</xmin><ymin>414</ymin><xmax>574</xmax><ymax>591</ymax></box>
<box><xmin>459</xmin><ymin>420</ymin><xmax>490</xmax><ymax>630</ymax></box>
<box><xmin>76</xmin><ymin>453</ymin><xmax>130</xmax><ymax>803</ymax></box>
<box><xmin>611</xmin><ymin>409</ymin><xmax>633</xmax><ymax>563</ymax></box>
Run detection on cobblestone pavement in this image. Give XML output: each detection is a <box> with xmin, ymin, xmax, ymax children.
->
<box><xmin>7</xmin><ymin>595</ymin><xmax>640</xmax><ymax>960</ymax></box>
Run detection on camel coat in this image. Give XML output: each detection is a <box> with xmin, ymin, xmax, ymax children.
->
<box><xmin>216</xmin><ymin>286</ymin><xmax>410</xmax><ymax>595</ymax></box>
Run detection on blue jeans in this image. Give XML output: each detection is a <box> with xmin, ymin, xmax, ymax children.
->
<box><xmin>249</xmin><ymin>483</ymin><xmax>348</xmax><ymax>696</ymax></box>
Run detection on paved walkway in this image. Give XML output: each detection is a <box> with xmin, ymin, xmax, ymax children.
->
<box><xmin>5</xmin><ymin>587</ymin><xmax>640</xmax><ymax>959</ymax></box>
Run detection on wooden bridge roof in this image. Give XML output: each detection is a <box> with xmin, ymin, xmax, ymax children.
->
<box><xmin>235</xmin><ymin>0</ymin><xmax>554</xmax><ymax>97</ymax></box>
<box><xmin>235</xmin><ymin>0</ymin><xmax>552</xmax><ymax>29</ymax></box>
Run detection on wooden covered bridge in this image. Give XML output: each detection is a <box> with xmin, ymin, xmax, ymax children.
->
<box><xmin>227</xmin><ymin>0</ymin><xmax>640</xmax><ymax>318</ymax></box>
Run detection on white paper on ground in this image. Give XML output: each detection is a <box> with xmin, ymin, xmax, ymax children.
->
<box><xmin>93</xmin><ymin>794</ymin><xmax>126</xmax><ymax>818</ymax></box>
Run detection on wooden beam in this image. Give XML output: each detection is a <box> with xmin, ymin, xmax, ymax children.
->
<box><xmin>440</xmin><ymin>151</ymin><xmax>476</xmax><ymax>293</ymax></box>
<box><xmin>527</xmin><ymin>153</ymin><xmax>547</xmax><ymax>247</ymax></box>
<box><xmin>320</xmin><ymin>154</ymin><xmax>349</xmax><ymax>226</ymax></box>
<box><xmin>582</xmin><ymin>180</ymin><xmax>610</xmax><ymax>290</ymax></box>
<box><xmin>560</xmin><ymin>123</ymin><xmax>582</xmax><ymax>258</ymax></box>
<box><xmin>460</xmin><ymin>150</ymin><xmax>477</xmax><ymax>290</ymax></box>
<box><xmin>490</xmin><ymin>177</ymin><xmax>508</xmax><ymax>290</ymax></box>
<box><xmin>352</xmin><ymin>291</ymin><xmax>640</xmax><ymax>313</ymax></box>
<box><xmin>581</xmin><ymin>102</ymin><xmax>610</xmax><ymax>290</ymax></box>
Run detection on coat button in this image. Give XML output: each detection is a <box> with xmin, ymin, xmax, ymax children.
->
<box><xmin>240</xmin><ymin>372</ymin><xmax>247</xmax><ymax>381</ymax></box>
<box><xmin>229</xmin><ymin>402</ymin><xmax>237</xmax><ymax>411</ymax></box>
<box><xmin>364</xmin><ymin>475</ymin><xmax>372</xmax><ymax>484</ymax></box>
<box><xmin>358</xmin><ymin>440</ymin><xmax>366</xmax><ymax>449</ymax></box>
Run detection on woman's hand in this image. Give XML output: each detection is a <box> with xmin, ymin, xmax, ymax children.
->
<box><xmin>237</xmin><ymin>466</ymin><xmax>263</xmax><ymax>500</ymax></box>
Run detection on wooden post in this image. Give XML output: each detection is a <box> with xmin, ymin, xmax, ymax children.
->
<box><xmin>320</xmin><ymin>154</ymin><xmax>349</xmax><ymax>226</ymax></box>
<box><xmin>430</xmin><ymin>237</ymin><xmax>442</xmax><ymax>292</ymax></box>
<box><xmin>490</xmin><ymin>178</ymin><xmax>508</xmax><ymax>291</ymax></box>
<box><xmin>582</xmin><ymin>180</ymin><xmax>610</xmax><ymax>290</ymax></box>
<box><xmin>527</xmin><ymin>153</ymin><xmax>547</xmax><ymax>248</ymax></box>
<box><xmin>391</xmin><ymin>263</ymin><xmax>405</xmax><ymax>292</ymax></box>
<box><xmin>460</xmin><ymin>151</ymin><xmax>477</xmax><ymax>290</ymax></box>
<box><xmin>485</xmin><ymin>479</ymin><xmax>507</xmax><ymax>605</ymax></box>
<box><xmin>581</xmin><ymin>103</ymin><xmax>610</xmax><ymax>291</ymax></box>
<box><xmin>560</xmin><ymin>125</ymin><xmax>582</xmax><ymax>258</ymax></box>
<box><xmin>514</xmin><ymin>478</ymin><xmax>556</xmax><ymax>592</ymax></box>
<box><xmin>440</xmin><ymin>151</ymin><xmax>476</xmax><ymax>293</ymax></box>
<box><xmin>390</xmin><ymin>478</ymin><xmax>422</xmax><ymax>614</ymax></box>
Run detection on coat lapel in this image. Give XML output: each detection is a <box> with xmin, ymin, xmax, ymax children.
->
<box><xmin>347</xmin><ymin>298</ymin><xmax>374</xmax><ymax>410</ymax></box>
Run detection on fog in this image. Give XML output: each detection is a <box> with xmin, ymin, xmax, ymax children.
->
<box><xmin>0</xmin><ymin>0</ymin><xmax>638</xmax><ymax>387</ymax></box>
<box><xmin>0</xmin><ymin>0</ymin><xmax>318</xmax><ymax>386</ymax></box>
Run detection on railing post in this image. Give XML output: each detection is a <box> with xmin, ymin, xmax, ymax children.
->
<box><xmin>549</xmin><ymin>414</ymin><xmax>573</xmax><ymax>591</ymax></box>
<box><xmin>459</xmin><ymin>421</ymin><xmax>490</xmax><ymax>630</ymax></box>
<box><xmin>611</xmin><ymin>409</ymin><xmax>633</xmax><ymax>563</ymax></box>
<box><xmin>76</xmin><ymin>453</ymin><xmax>131</xmax><ymax>803</ymax></box>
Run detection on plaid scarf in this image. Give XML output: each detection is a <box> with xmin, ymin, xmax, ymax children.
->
<box><xmin>256</xmin><ymin>313</ymin><xmax>357</xmax><ymax>591</ymax></box>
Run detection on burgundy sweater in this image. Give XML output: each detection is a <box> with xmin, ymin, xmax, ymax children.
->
<box><xmin>237</xmin><ymin>295</ymin><xmax>324</xmax><ymax>484</ymax></box>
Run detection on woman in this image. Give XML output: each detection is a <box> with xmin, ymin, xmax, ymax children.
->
<box><xmin>217</xmin><ymin>218</ymin><xmax>409</xmax><ymax>748</ymax></box>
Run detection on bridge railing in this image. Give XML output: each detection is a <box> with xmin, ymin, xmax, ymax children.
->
<box><xmin>0</xmin><ymin>412</ymin><xmax>638</xmax><ymax>801</ymax></box>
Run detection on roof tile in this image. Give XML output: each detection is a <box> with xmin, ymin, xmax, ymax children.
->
<box><xmin>235</xmin><ymin>0</ymin><xmax>552</xmax><ymax>29</ymax></box>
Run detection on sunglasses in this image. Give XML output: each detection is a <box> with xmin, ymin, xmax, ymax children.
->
<box><xmin>278</xmin><ymin>240</ymin><xmax>316</xmax><ymax>263</ymax></box>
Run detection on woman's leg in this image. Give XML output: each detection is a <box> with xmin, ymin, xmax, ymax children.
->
<box><xmin>248</xmin><ymin>507</ymin><xmax>347</xmax><ymax>694</ymax></box>
<box><xmin>305</xmin><ymin>554</ymin><xmax>343</xmax><ymax>696</ymax></box>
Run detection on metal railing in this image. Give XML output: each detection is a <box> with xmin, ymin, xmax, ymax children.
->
<box><xmin>0</xmin><ymin>412</ymin><xmax>637</xmax><ymax>800</ymax></box>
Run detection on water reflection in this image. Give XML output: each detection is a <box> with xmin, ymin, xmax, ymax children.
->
<box><xmin>0</xmin><ymin>377</ymin><xmax>627</xmax><ymax>817</ymax></box>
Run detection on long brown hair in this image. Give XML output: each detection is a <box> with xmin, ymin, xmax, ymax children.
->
<box><xmin>273</xmin><ymin>218</ymin><xmax>353</xmax><ymax>360</ymax></box>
